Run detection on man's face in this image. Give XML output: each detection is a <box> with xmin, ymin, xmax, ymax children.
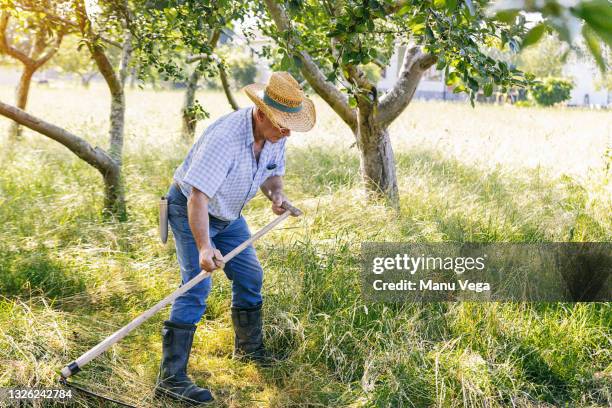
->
<box><xmin>257</xmin><ymin>110</ymin><xmax>291</xmax><ymax>143</ymax></box>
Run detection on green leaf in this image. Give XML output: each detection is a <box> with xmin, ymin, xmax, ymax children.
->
<box><xmin>483</xmin><ymin>82</ymin><xmax>493</xmax><ymax>97</ymax></box>
<box><xmin>522</xmin><ymin>23</ymin><xmax>547</xmax><ymax>48</ymax></box>
<box><xmin>397</xmin><ymin>4</ymin><xmax>411</xmax><ymax>17</ymax></box>
<box><xmin>293</xmin><ymin>55</ymin><xmax>303</xmax><ymax>68</ymax></box>
<box><xmin>348</xmin><ymin>95</ymin><xmax>357</xmax><ymax>108</ymax></box>
<box><xmin>409</xmin><ymin>20</ymin><xmax>426</xmax><ymax>35</ymax></box>
<box><xmin>425</xmin><ymin>26</ymin><xmax>435</xmax><ymax>40</ymax></box>
<box><xmin>446</xmin><ymin>71</ymin><xmax>459</xmax><ymax>86</ymax></box>
<box><xmin>495</xmin><ymin>10</ymin><xmax>519</xmax><ymax>24</ymax></box>
<box><xmin>582</xmin><ymin>25</ymin><xmax>606</xmax><ymax>72</ymax></box>
<box><xmin>280</xmin><ymin>54</ymin><xmax>291</xmax><ymax>70</ymax></box>
<box><xmin>326</xmin><ymin>29</ymin><xmax>343</xmax><ymax>37</ymax></box>
<box><xmin>342</xmin><ymin>52</ymin><xmax>350</xmax><ymax>65</ymax></box>
<box><xmin>572</xmin><ymin>0</ymin><xmax>612</xmax><ymax>47</ymax></box>
<box><xmin>467</xmin><ymin>76</ymin><xmax>479</xmax><ymax>92</ymax></box>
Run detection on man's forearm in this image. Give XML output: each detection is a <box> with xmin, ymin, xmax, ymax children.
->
<box><xmin>260</xmin><ymin>175</ymin><xmax>284</xmax><ymax>200</ymax></box>
<box><xmin>187</xmin><ymin>188</ymin><xmax>211</xmax><ymax>250</ymax></box>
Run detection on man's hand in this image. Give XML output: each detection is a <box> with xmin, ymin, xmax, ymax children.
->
<box><xmin>271</xmin><ymin>192</ymin><xmax>288</xmax><ymax>216</ymax></box>
<box><xmin>271</xmin><ymin>193</ymin><xmax>300</xmax><ymax>217</ymax></box>
<box><xmin>199</xmin><ymin>244</ymin><xmax>224</xmax><ymax>273</ymax></box>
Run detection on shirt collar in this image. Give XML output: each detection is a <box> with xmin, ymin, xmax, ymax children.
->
<box><xmin>245</xmin><ymin>107</ymin><xmax>255</xmax><ymax>147</ymax></box>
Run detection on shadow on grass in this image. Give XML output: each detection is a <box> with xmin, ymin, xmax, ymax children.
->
<box><xmin>500</xmin><ymin>332</ymin><xmax>572</xmax><ymax>405</ymax></box>
<box><xmin>0</xmin><ymin>248</ymin><xmax>86</xmax><ymax>299</ymax></box>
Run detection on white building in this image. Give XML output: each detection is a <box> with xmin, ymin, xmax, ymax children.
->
<box><xmin>563</xmin><ymin>56</ymin><xmax>611</xmax><ymax>107</ymax></box>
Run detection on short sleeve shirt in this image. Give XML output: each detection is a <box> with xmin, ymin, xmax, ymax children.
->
<box><xmin>173</xmin><ymin>107</ymin><xmax>286</xmax><ymax>221</ymax></box>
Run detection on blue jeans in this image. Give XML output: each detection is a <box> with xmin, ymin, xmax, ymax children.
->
<box><xmin>166</xmin><ymin>183</ymin><xmax>263</xmax><ymax>325</ymax></box>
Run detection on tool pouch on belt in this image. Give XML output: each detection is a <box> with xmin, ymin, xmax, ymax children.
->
<box><xmin>159</xmin><ymin>196</ymin><xmax>169</xmax><ymax>244</ymax></box>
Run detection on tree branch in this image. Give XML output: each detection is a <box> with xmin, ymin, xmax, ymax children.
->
<box><xmin>0</xmin><ymin>100</ymin><xmax>116</xmax><ymax>175</ymax></box>
<box><xmin>210</xmin><ymin>28</ymin><xmax>221</xmax><ymax>49</ymax></box>
<box><xmin>219</xmin><ymin>63</ymin><xmax>240</xmax><ymax>111</ymax></box>
<box><xmin>186</xmin><ymin>52</ymin><xmax>219</xmax><ymax>64</ymax></box>
<box><xmin>377</xmin><ymin>46</ymin><xmax>437</xmax><ymax>127</ymax></box>
<box><xmin>100</xmin><ymin>36</ymin><xmax>123</xmax><ymax>49</ymax></box>
<box><xmin>263</xmin><ymin>0</ymin><xmax>357</xmax><ymax>129</ymax></box>
<box><xmin>118</xmin><ymin>30</ymin><xmax>133</xmax><ymax>86</ymax></box>
<box><xmin>7</xmin><ymin>3</ymin><xmax>122</xmax><ymax>51</ymax></box>
<box><xmin>76</xmin><ymin>1</ymin><xmax>123</xmax><ymax>97</ymax></box>
<box><xmin>118</xmin><ymin>0</ymin><xmax>133</xmax><ymax>86</ymax></box>
<box><xmin>0</xmin><ymin>12</ymin><xmax>32</xmax><ymax>65</ymax></box>
<box><xmin>346</xmin><ymin>64</ymin><xmax>374</xmax><ymax>91</ymax></box>
<box><xmin>208</xmin><ymin>28</ymin><xmax>239</xmax><ymax>111</ymax></box>
<box><xmin>34</xmin><ymin>30</ymin><xmax>65</xmax><ymax>69</ymax></box>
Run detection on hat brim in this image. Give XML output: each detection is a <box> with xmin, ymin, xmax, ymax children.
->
<box><xmin>243</xmin><ymin>83</ymin><xmax>316</xmax><ymax>132</ymax></box>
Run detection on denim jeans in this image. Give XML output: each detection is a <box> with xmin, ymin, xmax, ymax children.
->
<box><xmin>166</xmin><ymin>183</ymin><xmax>263</xmax><ymax>325</ymax></box>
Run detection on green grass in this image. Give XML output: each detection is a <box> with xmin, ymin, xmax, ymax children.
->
<box><xmin>0</xmin><ymin>83</ymin><xmax>610</xmax><ymax>407</ymax></box>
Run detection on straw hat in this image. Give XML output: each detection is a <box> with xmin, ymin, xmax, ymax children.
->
<box><xmin>243</xmin><ymin>72</ymin><xmax>316</xmax><ymax>132</ymax></box>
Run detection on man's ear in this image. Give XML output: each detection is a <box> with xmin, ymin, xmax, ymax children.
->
<box><xmin>256</xmin><ymin>107</ymin><xmax>267</xmax><ymax>122</ymax></box>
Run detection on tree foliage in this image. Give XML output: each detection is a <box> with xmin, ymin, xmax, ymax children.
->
<box><xmin>490</xmin><ymin>0</ymin><xmax>612</xmax><ymax>72</ymax></box>
<box><xmin>49</xmin><ymin>34</ymin><xmax>99</xmax><ymax>86</ymax></box>
<box><xmin>129</xmin><ymin>0</ymin><xmax>249</xmax><ymax>123</ymax></box>
<box><xmin>0</xmin><ymin>0</ymin><xmax>75</xmax><ymax>139</ymax></box>
<box><xmin>255</xmin><ymin>0</ymin><xmax>534</xmax><ymax>106</ymax></box>
<box><xmin>530</xmin><ymin>76</ymin><xmax>573</xmax><ymax>106</ymax></box>
<box><xmin>130</xmin><ymin>0</ymin><xmax>246</xmax><ymax>82</ymax></box>
<box><xmin>254</xmin><ymin>0</ymin><xmax>545</xmax><ymax>206</ymax></box>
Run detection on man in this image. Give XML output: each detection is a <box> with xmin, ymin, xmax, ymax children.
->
<box><xmin>155</xmin><ymin>72</ymin><xmax>316</xmax><ymax>404</ymax></box>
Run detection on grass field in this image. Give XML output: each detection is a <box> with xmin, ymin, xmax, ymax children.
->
<box><xmin>0</xmin><ymin>82</ymin><xmax>611</xmax><ymax>407</ymax></box>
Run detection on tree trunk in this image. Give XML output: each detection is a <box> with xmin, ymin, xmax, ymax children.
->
<box><xmin>129</xmin><ymin>65</ymin><xmax>137</xmax><ymax>89</ymax></box>
<box><xmin>104</xmin><ymin>63</ymin><xmax>128</xmax><ymax>220</ymax></box>
<box><xmin>356</xmin><ymin>114</ymin><xmax>399</xmax><ymax>210</ymax></box>
<box><xmin>87</xmin><ymin>28</ymin><xmax>131</xmax><ymax>219</ymax></box>
<box><xmin>9</xmin><ymin>65</ymin><xmax>35</xmax><ymax>140</ymax></box>
<box><xmin>105</xmin><ymin>90</ymin><xmax>126</xmax><ymax>219</ymax></box>
<box><xmin>181</xmin><ymin>68</ymin><xmax>200</xmax><ymax>143</ymax></box>
<box><xmin>103</xmin><ymin>164</ymin><xmax>125</xmax><ymax>218</ymax></box>
<box><xmin>108</xmin><ymin>92</ymin><xmax>125</xmax><ymax>163</ymax></box>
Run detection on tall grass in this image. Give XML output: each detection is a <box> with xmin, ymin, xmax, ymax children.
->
<box><xmin>0</xmin><ymin>84</ymin><xmax>610</xmax><ymax>407</ymax></box>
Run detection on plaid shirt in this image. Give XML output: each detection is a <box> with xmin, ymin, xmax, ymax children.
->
<box><xmin>174</xmin><ymin>107</ymin><xmax>286</xmax><ymax>221</ymax></box>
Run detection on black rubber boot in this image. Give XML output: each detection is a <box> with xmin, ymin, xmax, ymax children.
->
<box><xmin>231</xmin><ymin>304</ymin><xmax>277</xmax><ymax>367</ymax></box>
<box><xmin>155</xmin><ymin>320</ymin><xmax>213</xmax><ymax>405</ymax></box>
